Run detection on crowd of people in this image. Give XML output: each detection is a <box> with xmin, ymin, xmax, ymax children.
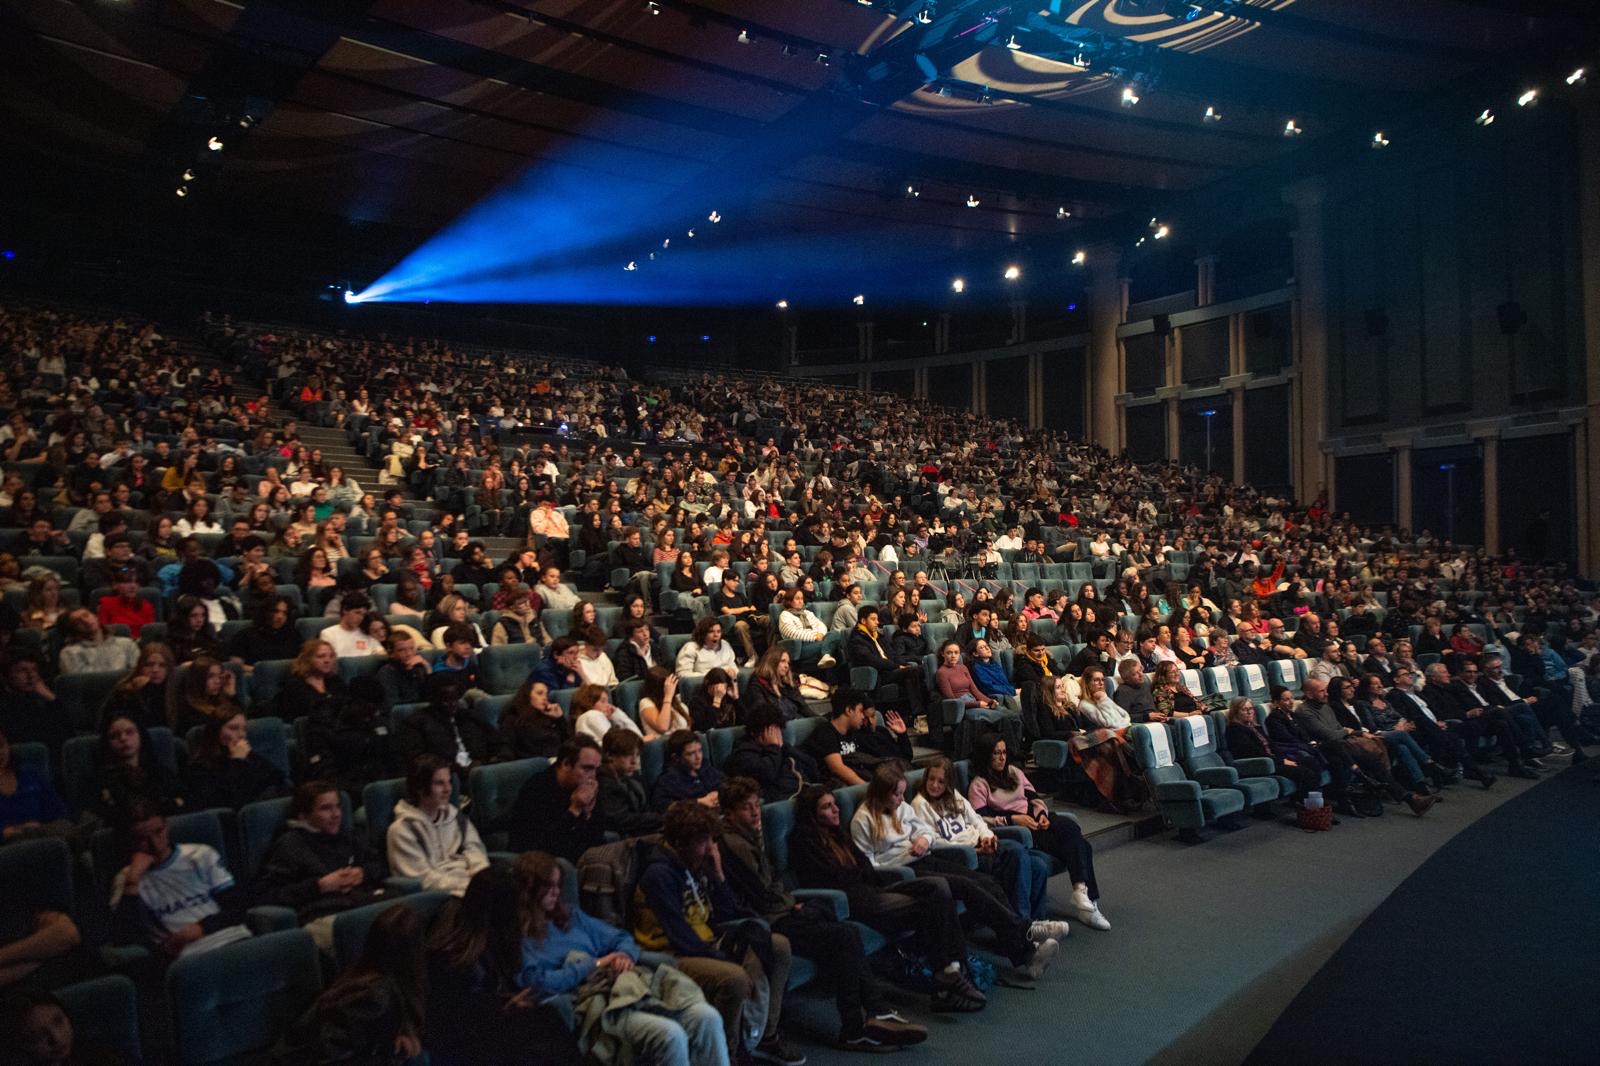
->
<box><xmin>1</xmin><ymin>300</ymin><xmax>1597</xmax><ymax>1064</ymax></box>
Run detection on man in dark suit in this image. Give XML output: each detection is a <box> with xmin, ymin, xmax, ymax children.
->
<box><xmin>1421</xmin><ymin>662</ymin><xmax>1537</xmax><ymax>779</ymax></box>
<box><xmin>614</xmin><ymin>618</ymin><xmax>667</xmax><ymax>682</ymax></box>
<box><xmin>1475</xmin><ymin>655</ymin><xmax>1588</xmax><ymax>762</ymax></box>
<box><xmin>1388</xmin><ymin>665</ymin><xmax>1496</xmax><ymax>788</ymax></box>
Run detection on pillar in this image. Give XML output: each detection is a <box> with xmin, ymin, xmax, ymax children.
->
<box><xmin>1388</xmin><ymin>436</ymin><xmax>1413</xmax><ymax>532</ymax></box>
<box><xmin>1164</xmin><ymin>328</ymin><xmax>1182</xmax><ymax>462</ymax></box>
<box><xmin>971</xmin><ymin>361</ymin><xmax>987</xmax><ymax>417</ymax></box>
<box><xmin>1225</xmin><ymin>313</ymin><xmax>1248</xmax><ymax>486</ymax></box>
<box><xmin>856</xmin><ymin>321</ymin><xmax>874</xmax><ymax>362</ymax></box>
<box><xmin>1009</xmin><ymin>300</ymin><xmax>1028</xmax><ymax>345</ymax></box>
<box><xmin>1578</xmin><ymin>94</ymin><xmax>1600</xmax><ymax>574</ymax></box>
<box><xmin>1196</xmin><ymin>254</ymin><xmax>1218</xmax><ymax>307</ymax></box>
<box><xmin>936</xmin><ymin>313</ymin><xmax>952</xmax><ymax>355</ymax></box>
<box><xmin>784</xmin><ymin>325</ymin><xmax>798</xmax><ymax>366</ymax></box>
<box><xmin>1474</xmin><ymin>429</ymin><xmax>1501</xmax><ymax>555</ymax></box>
<box><xmin>914</xmin><ymin>366</ymin><xmax>930</xmax><ymax>401</ymax></box>
<box><xmin>1087</xmin><ymin>246</ymin><xmax>1127</xmax><ymax>452</ymax></box>
<box><xmin>1285</xmin><ymin>178</ymin><xmax>1331</xmax><ymax>507</ymax></box>
<box><xmin>1028</xmin><ymin>352</ymin><xmax>1044</xmax><ymax>429</ymax></box>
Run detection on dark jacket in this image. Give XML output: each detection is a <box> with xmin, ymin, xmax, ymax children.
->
<box><xmin>722</xmin><ymin>737</ymin><xmax>814</xmax><ymax>803</ymax></box>
<box><xmin>506</xmin><ymin>770</ymin><xmax>605</xmax><ymax>859</ymax></box>
<box><xmin>227</xmin><ymin>623</ymin><xmax>303</xmax><ymax>665</ymax></box>
<box><xmin>649</xmin><ymin>762</ymin><xmax>724</xmax><ymax>812</ymax></box>
<box><xmin>888</xmin><ymin>629</ymin><xmax>930</xmax><ymax>666</ymax></box>
<box><xmin>394</xmin><ymin>704</ymin><xmax>508</xmax><ymax>771</ymax></box>
<box><xmin>375</xmin><ymin>661</ymin><xmax>430</xmax><ymax>709</ymax></box>
<box><xmin>187</xmin><ymin>751</ymin><xmax>290</xmax><ymax>811</ymax></box>
<box><xmin>596</xmin><ymin>768</ymin><xmax>662</xmax><ymax>838</ymax></box>
<box><xmin>743</xmin><ymin>676</ymin><xmax>808</xmax><ymax>723</ymax></box>
<box><xmin>846</xmin><ymin>627</ymin><xmax>896</xmax><ymax>673</ymax></box>
<box><xmin>633</xmin><ymin>844</ymin><xmax>753</xmax><ymax>959</ymax></box>
<box><xmin>80</xmin><ymin>759</ymin><xmax>190</xmax><ymax>823</ymax></box>
<box><xmin>718</xmin><ymin>821</ymin><xmax>792</xmax><ymax>923</ymax></box>
<box><xmin>259</xmin><ymin>821</ymin><xmax>387</xmax><ymax>922</ymax></box>
<box><xmin>613</xmin><ymin>638</ymin><xmax>667</xmax><ymax>683</ymax></box>
<box><xmin>498</xmin><ymin>710</ymin><xmax>571</xmax><ymax>760</ymax></box>
<box><xmin>304</xmin><ymin>695</ymin><xmax>395</xmax><ymax>797</ymax></box>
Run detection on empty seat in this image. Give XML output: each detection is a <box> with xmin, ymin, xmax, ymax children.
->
<box><xmin>331</xmin><ymin>891</ymin><xmax>452</xmax><ymax>970</ymax></box>
<box><xmin>1173</xmin><ymin>712</ymin><xmax>1280</xmax><ymax>809</ymax></box>
<box><xmin>56</xmin><ymin>670</ymin><xmax>125</xmax><ymax>733</ymax></box>
<box><xmin>1233</xmin><ymin>663</ymin><xmax>1271</xmax><ymax>704</ymax></box>
<box><xmin>480</xmin><ymin>643</ymin><xmax>541</xmax><ymax>695</ymax></box>
<box><xmin>55</xmin><ymin>976</ymin><xmax>142</xmax><ymax>1064</ymax></box>
<box><xmin>166</xmin><ymin>929</ymin><xmax>322</xmax><ymax>1066</ymax></box>
<box><xmin>1128</xmin><ymin>721</ymin><xmax>1245</xmax><ymax>844</ymax></box>
<box><xmin>466</xmin><ymin>758</ymin><xmax>547</xmax><ymax>852</ymax></box>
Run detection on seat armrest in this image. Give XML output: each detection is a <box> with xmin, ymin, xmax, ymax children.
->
<box><xmin>793</xmin><ymin>888</ymin><xmax>850</xmax><ymax>921</ymax></box>
<box><xmin>1233</xmin><ymin>756</ymin><xmax>1278</xmax><ymax>777</ymax></box>
<box><xmin>245</xmin><ymin>905</ymin><xmax>299</xmax><ymax>935</ymax></box>
<box><xmin>383</xmin><ymin>876</ymin><xmax>424</xmax><ymax>895</ymax></box>
<box><xmin>1192</xmin><ymin>766</ymin><xmax>1239</xmax><ymax>788</ymax></box>
<box><xmin>936</xmin><ymin>697</ymin><xmax>967</xmax><ymax>728</ymax></box>
<box><xmin>1155</xmin><ymin>780</ymin><xmax>1202</xmax><ymax>801</ymax></box>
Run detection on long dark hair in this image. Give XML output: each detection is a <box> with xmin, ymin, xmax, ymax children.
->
<box><xmin>796</xmin><ymin>785</ymin><xmax>856</xmax><ymax>869</ymax></box>
<box><xmin>515</xmin><ymin>851</ymin><xmax>572</xmax><ymax>941</ymax></box>
<box><xmin>429</xmin><ymin>865</ymin><xmax>524</xmax><ymax>985</ymax></box>
<box><xmin>972</xmin><ymin>730</ymin><xmax>1018</xmax><ymax>792</ymax></box>
<box><xmin>338</xmin><ymin>903</ymin><xmax>426</xmax><ymax>1043</ymax></box>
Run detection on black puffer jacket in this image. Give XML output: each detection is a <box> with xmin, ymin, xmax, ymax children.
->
<box><xmin>722</xmin><ymin>737</ymin><xmax>816</xmax><ymax>804</ymax></box>
<box><xmin>259</xmin><ymin>821</ymin><xmax>388</xmax><ymax>922</ymax></box>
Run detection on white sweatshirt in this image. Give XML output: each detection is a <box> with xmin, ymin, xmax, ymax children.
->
<box><xmin>910</xmin><ymin>791</ymin><xmax>995</xmax><ymax>848</ymax></box>
<box><xmin>385</xmin><ymin>799</ymin><xmax>488</xmax><ymax>897</ymax></box>
<box><xmin>850</xmin><ymin>801</ymin><xmax>936</xmax><ymax>869</ymax></box>
<box><xmin>675</xmin><ymin>639</ymin><xmax>737</xmax><ymax>678</ymax></box>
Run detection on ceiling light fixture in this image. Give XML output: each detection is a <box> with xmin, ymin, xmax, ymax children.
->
<box><xmin>662</xmin><ymin>238</ymin><xmax>670</xmax><ymax>249</ymax></box>
<box><xmin>1203</xmin><ymin>105</ymin><xmax>1221</xmax><ymax>123</ymax></box>
<box><xmin>1153</xmin><ymin>224</ymin><xmax>1169</xmax><ymax>239</ymax></box>
<box><xmin>625</xmin><ymin>261</ymin><xmax>638</xmax><ymax>271</ymax></box>
<box><xmin>1567</xmin><ymin>67</ymin><xmax>1586</xmax><ymax>86</ymax></box>
<box><xmin>951</xmin><ymin>278</ymin><xmax>966</xmax><ymax>293</ymax></box>
<box><xmin>1517</xmin><ymin>88</ymin><xmax>1538</xmax><ymax>107</ymax></box>
<box><xmin>237</xmin><ymin>115</ymin><xmax>254</xmax><ymax>130</ymax></box>
<box><xmin>175</xmin><ymin>186</ymin><xmax>188</xmax><ymax>198</ymax></box>
<box><xmin>1072</xmin><ymin>250</ymin><xmax>1087</xmax><ymax>266</ymax></box>
<box><xmin>1121</xmin><ymin>85</ymin><xmax>1140</xmax><ymax>107</ymax></box>
<box><xmin>1475</xmin><ymin>108</ymin><xmax>1495</xmax><ymax>126</ymax></box>
<box><xmin>775</xmin><ymin>300</ymin><xmax>789</xmax><ymax>309</ymax></box>
<box><xmin>1283</xmin><ymin>120</ymin><xmax>1302</xmax><ymax>137</ymax></box>
<box><xmin>852</xmin><ymin>294</ymin><xmax>865</xmax><ymax>306</ymax></box>
<box><xmin>816</xmin><ymin>51</ymin><xmax>831</xmax><ymax>65</ymax></box>
<box><xmin>708</xmin><ymin>210</ymin><xmax>721</xmax><ymax>223</ymax></box>
<box><xmin>1371</xmin><ymin>131</ymin><xmax>1390</xmax><ymax>148</ymax></box>
<box><xmin>1006</xmin><ymin>35</ymin><xmax>1021</xmax><ymax>50</ymax></box>
<box><xmin>1056</xmin><ymin>206</ymin><xmax>1071</xmax><ymax>219</ymax></box>
<box><xmin>1003</xmin><ymin>265</ymin><xmax>1021</xmax><ymax>280</ymax></box>
<box><xmin>686</xmin><ymin>228</ymin><xmax>695</xmax><ymax>238</ymax></box>
<box><xmin>646</xmin><ymin>1</ymin><xmax>660</xmax><ymax>14</ymax></box>
<box><xmin>916</xmin><ymin>8</ymin><xmax>934</xmax><ymax>26</ymax></box>
<box><xmin>1073</xmin><ymin>51</ymin><xmax>1089</xmax><ymax>70</ymax></box>
<box><xmin>207</xmin><ymin>136</ymin><xmax>223</xmax><ymax>151</ymax></box>
<box><xmin>904</xmin><ymin>183</ymin><xmax>920</xmax><ymax>198</ymax></box>
<box><xmin>343</xmin><ymin>290</ymin><xmax>356</xmax><ymax>304</ymax></box>
<box><xmin>736</xmin><ymin>29</ymin><xmax>750</xmax><ymax>44</ymax></box>
<box><xmin>182</xmin><ymin>169</ymin><xmax>195</xmax><ymax>181</ymax></box>
<box><xmin>966</xmin><ymin>194</ymin><xmax>980</xmax><ymax>207</ymax></box>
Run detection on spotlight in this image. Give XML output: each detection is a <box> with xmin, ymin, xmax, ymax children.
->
<box><xmin>1517</xmin><ymin>88</ymin><xmax>1537</xmax><ymax>107</ymax></box>
<box><xmin>2</xmin><ymin>250</ymin><xmax>13</xmax><ymax>261</ymax></box>
<box><xmin>1072</xmin><ymin>250</ymin><xmax>1087</xmax><ymax>266</ymax></box>
<box><xmin>174</xmin><ymin>186</ymin><xmax>188</xmax><ymax>198</ymax></box>
<box><xmin>916</xmin><ymin>8</ymin><xmax>933</xmax><ymax>26</ymax></box>
<box><xmin>816</xmin><ymin>51</ymin><xmax>831</xmax><ymax>65</ymax></box>
<box><xmin>1567</xmin><ymin>67</ymin><xmax>1586</xmax><ymax>86</ymax></box>
<box><xmin>182</xmin><ymin>169</ymin><xmax>195</xmax><ymax>181</ymax></box>
<box><xmin>624</xmin><ymin>261</ymin><xmax>638</xmax><ymax>271</ymax></box>
<box><xmin>647</xmin><ymin>335</ymin><xmax>658</xmax><ymax>343</ymax></box>
<box><xmin>1203</xmin><ymin>105</ymin><xmax>1221</xmax><ymax>123</ymax></box>
<box><xmin>700</xmin><ymin>334</ymin><xmax>711</xmax><ymax>342</ymax></box>
<box><xmin>646</xmin><ymin>1</ymin><xmax>660</xmax><ymax>13</ymax></box>
<box><xmin>1371</xmin><ymin>131</ymin><xmax>1390</xmax><ymax>148</ymax></box>
<box><xmin>904</xmin><ymin>183</ymin><xmax>920</xmax><ymax>198</ymax></box>
<box><xmin>1056</xmin><ymin>206</ymin><xmax>1071</xmax><ymax>219</ymax></box>
<box><xmin>649</xmin><ymin>252</ymin><xmax>656</xmax><ymax>260</ymax></box>
<box><xmin>936</xmin><ymin>86</ymin><xmax>950</xmax><ymax>97</ymax></box>
<box><xmin>782</xmin><ymin>45</ymin><xmax>799</xmax><ymax>57</ymax></box>
<box><xmin>1475</xmin><ymin>108</ymin><xmax>1496</xmax><ymax>126</ymax></box>
<box><xmin>1073</xmin><ymin>50</ymin><xmax>1089</xmax><ymax>69</ymax></box>
<box><xmin>1283</xmin><ymin>120</ymin><xmax>1302</xmax><ymax>137</ymax></box>
<box><xmin>207</xmin><ymin>136</ymin><xmax>223</xmax><ymax>151</ymax></box>
<box><xmin>966</xmin><ymin>194</ymin><xmax>980</xmax><ymax>208</ymax></box>
<box><xmin>1153</xmin><ymin>224</ymin><xmax>1169</xmax><ymax>239</ymax></box>
<box><xmin>951</xmin><ymin>278</ymin><xmax>966</xmax><ymax>293</ymax></box>
<box><xmin>238</xmin><ymin>115</ymin><xmax>254</xmax><ymax>129</ymax></box>
<box><xmin>775</xmin><ymin>300</ymin><xmax>789</xmax><ymax>309</ymax></box>
<box><xmin>1136</xmin><ymin>237</ymin><xmax>1147</xmax><ymax>246</ymax></box>
<box><xmin>1005</xmin><ymin>35</ymin><xmax>1021</xmax><ymax>50</ymax></box>
<box><xmin>737</xmin><ymin>29</ymin><xmax>750</xmax><ymax>44</ymax></box>
<box><xmin>343</xmin><ymin>290</ymin><xmax>356</xmax><ymax>304</ymax></box>
<box><xmin>979</xmin><ymin>87</ymin><xmax>993</xmax><ymax>105</ymax></box>
<box><xmin>852</xmin><ymin>294</ymin><xmax>865</xmax><ymax>305</ymax></box>
<box><xmin>662</xmin><ymin>238</ymin><xmax>670</xmax><ymax>249</ymax></box>
<box><xmin>857</xmin><ymin>0</ymin><xmax>873</xmax><ymax>5</ymax></box>
<box><xmin>1003</xmin><ymin>265</ymin><xmax>1021</xmax><ymax>280</ymax></box>
<box><xmin>1067</xmin><ymin>302</ymin><xmax>1078</xmax><ymax>311</ymax></box>
<box><xmin>708</xmin><ymin>210</ymin><xmax>721</xmax><ymax>223</ymax></box>
<box><xmin>1121</xmin><ymin>85</ymin><xmax>1140</xmax><ymax>107</ymax></box>
<box><xmin>686</xmin><ymin>228</ymin><xmax>695</xmax><ymax>238</ymax></box>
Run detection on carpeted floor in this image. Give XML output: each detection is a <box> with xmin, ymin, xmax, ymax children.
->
<box><xmin>1245</xmin><ymin>762</ymin><xmax>1600</xmax><ymax>1066</ymax></box>
<box><xmin>786</xmin><ymin>769</ymin><xmax>1556</xmax><ymax>1065</ymax></box>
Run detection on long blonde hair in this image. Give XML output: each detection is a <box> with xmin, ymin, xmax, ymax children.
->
<box><xmin>862</xmin><ymin>764</ymin><xmax>906</xmax><ymax>843</ymax></box>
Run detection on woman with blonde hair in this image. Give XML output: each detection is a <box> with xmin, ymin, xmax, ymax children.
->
<box><xmin>103</xmin><ymin>642</ymin><xmax>178</xmax><ymax>732</ymax></box>
<box><xmin>174</xmin><ymin>656</ymin><xmax>244</xmax><ymax>734</ymax></box>
<box><xmin>20</xmin><ymin>574</ymin><xmax>64</xmax><ymax>631</ymax></box>
<box><xmin>1070</xmin><ymin>667</ymin><xmax>1148</xmax><ymax>814</ymax></box>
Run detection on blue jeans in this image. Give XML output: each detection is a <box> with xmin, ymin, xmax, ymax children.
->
<box><xmin>619</xmin><ymin>1000</ymin><xmax>729</xmax><ymax>1066</ymax></box>
<box><xmin>1380</xmin><ymin>730</ymin><xmax>1429</xmax><ymax>786</ymax></box>
<box><xmin>1503</xmin><ymin>701</ymin><xmax>1545</xmax><ymax>753</ymax></box>
<box><xmin>990</xmin><ymin>839</ymin><xmax>1051</xmax><ymax>920</ymax></box>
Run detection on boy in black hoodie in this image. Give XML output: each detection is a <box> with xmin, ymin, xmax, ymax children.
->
<box><xmin>259</xmin><ymin>781</ymin><xmax>387</xmax><ymax>951</ymax></box>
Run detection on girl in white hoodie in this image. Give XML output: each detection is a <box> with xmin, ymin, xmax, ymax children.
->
<box><xmin>912</xmin><ymin>758</ymin><xmax>1065</xmax><ymax>930</ymax></box>
<box><xmin>386</xmin><ymin>755</ymin><xmax>488</xmax><ymax>897</ymax></box>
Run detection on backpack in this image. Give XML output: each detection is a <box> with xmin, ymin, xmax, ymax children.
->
<box><xmin>953</xmin><ymin>712</ymin><xmax>1024</xmax><ymax>764</ymax></box>
<box><xmin>576</xmin><ymin>834</ymin><xmax>661</xmax><ymax>928</ymax></box>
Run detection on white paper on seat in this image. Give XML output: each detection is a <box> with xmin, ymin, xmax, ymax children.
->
<box><xmin>1141</xmin><ymin>722</ymin><xmax>1173</xmax><ymax>768</ymax></box>
<box><xmin>1185</xmin><ymin>714</ymin><xmax>1209</xmax><ymax>750</ymax></box>
<box><xmin>1241</xmin><ymin>664</ymin><xmax>1264</xmax><ymax>691</ymax></box>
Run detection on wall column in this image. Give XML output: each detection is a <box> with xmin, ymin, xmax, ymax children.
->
<box><xmin>1087</xmin><ymin>246</ymin><xmax>1127</xmax><ymax>452</ymax></box>
<box><xmin>1388</xmin><ymin>437</ymin><xmax>1414</xmax><ymax>532</ymax></box>
<box><xmin>1195</xmin><ymin>254</ymin><xmax>1218</xmax><ymax>307</ymax></box>
<box><xmin>1226</xmin><ymin>313</ymin><xmax>1248</xmax><ymax>486</ymax></box>
<box><xmin>936</xmin><ymin>313</ymin><xmax>952</xmax><ymax>355</ymax></box>
<box><xmin>1578</xmin><ymin>94</ymin><xmax>1600</xmax><ymax>574</ymax></box>
<box><xmin>1009</xmin><ymin>300</ymin><xmax>1028</xmax><ymax>345</ymax></box>
<box><xmin>971</xmin><ymin>361</ymin><xmax>987</xmax><ymax>416</ymax></box>
<box><xmin>1164</xmin><ymin>327</ymin><xmax>1183</xmax><ymax>462</ymax></box>
<box><xmin>1285</xmin><ymin>178</ymin><xmax>1331</xmax><ymax>506</ymax></box>
<box><xmin>784</xmin><ymin>325</ymin><xmax>798</xmax><ymax>366</ymax></box>
<box><xmin>1028</xmin><ymin>352</ymin><xmax>1044</xmax><ymax>429</ymax></box>
<box><xmin>856</xmin><ymin>321</ymin><xmax>874</xmax><ymax>362</ymax></box>
<box><xmin>914</xmin><ymin>366</ymin><xmax>930</xmax><ymax>401</ymax></box>
<box><xmin>1473</xmin><ymin>427</ymin><xmax>1501</xmax><ymax>555</ymax></box>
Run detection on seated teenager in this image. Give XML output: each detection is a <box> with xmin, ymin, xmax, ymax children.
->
<box><xmin>78</xmin><ymin>713</ymin><xmax>189</xmax><ymax>825</ymax></box>
<box><xmin>512</xmin><ymin>852</ymin><xmax>727</xmax><ymax>1066</ymax></box>
<box><xmin>744</xmin><ymin>645</ymin><xmax>809</xmax><ymax>723</ymax></box>
<box><xmin>259</xmin><ymin>781</ymin><xmax>386</xmax><ymax>951</ymax></box>
<box><xmin>498</xmin><ymin>677</ymin><xmax>572</xmax><ymax>759</ymax></box>
<box><xmin>723</xmin><ymin>704</ymin><xmax>817</xmax><ymax>803</ymax></box>
<box><xmin>275</xmin><ymin>904</ymin><xmax>423</xmax><ymax>1063</ymax></box>
<box><xmin>965</xmin><ymin>733</ymin><xmax>1109</xmax><ymax>931</ymax></box>
<box><xmin>639</xmin><ymin>665</ymin><xmax>694</xmax><ymax>738</ymax></box>
<box><xmin>386</xmin><ymin>755</ymin><xmax>489</xmax><ymax>896</ymax></box>
<box><xmin>394</xmin><ymin>673</ymin><xmax>506</xmax><ymax>773</ymax></box>
<box><xmin>675</xmin><ymin>617</ymin><xmax>738</xmax><ymax>679</ymax></box>
<box><xmin>185</xmin><ymin>710</ymin><xmax>290</xmax><ymax>810</ymax></box>
<box><xmin>507</xmin><ymin>736</ymin><xmax>607</xmax><ymax>860</ymax></box>
<box><xmin>172</xmin><ymin>655</ymin><xmax>245</xmax><ymax>735</ymax></box>
<box><xmin>571</xmin><ymin>682</ymin><xmax>642</xmax><ymax>743</ymax></box>
<box><xmin>595</xmin><ymin>729</ymin><xmax>663</xmax><ymax>837</ymax></box>
<box><xmin>632</xmin><ymin>801</ymin><xmax>796</xmax><ymax>1065</ymax></box>
<box><xmin>717</xmin><ymin>776</ymin><xmax>928</xmax><ymax>1053</ymax></box>
<box><xmin>850</xmin><ymin>765</ymin><xmax>1057</xmax><ymax>980</ymax></box>
<box><xmin>109</xmin><ymin>799</ymin><xmax>250</xmax><ymax>959</ymax></box>
<box><xmin>649</xmin><ymin>730</ymin><xmax>723</xmax><ymax>811</ymax></box>
<box><xmin>2</xmin><ymin>989</ymin><xmax>128</xmax><ymax>1065</ymax></box>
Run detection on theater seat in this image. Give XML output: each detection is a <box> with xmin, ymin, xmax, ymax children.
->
<box><xmin>56</xmin><ymin>976</ymin><xmax>142</xmax><ymax>1066</ymax></box>
<box><xmin>166</xmin><ymin>929</ymin><xmax>322</xmax><ymax>1066</ymax></box>
<box><xmin>1174</xmin><ymin>711</ymin><xmax>1280</xmax><ymax>809</ymax></box>
<box><xmin>330</xmin><ymin>891</ymin><xmax>452</xmax><ymax>970</ymax></box>
<box><xmin>1129</xmin><ymin>721</ymin><xmax>1244</xmax><ymax>843</ymax></box>
<box><xmin>467</xmin><ymin>758</ymin><xmax>547</xmax><ymax>853</ymax></box>
<box><xmin>481</xmin><ymin>642</ymin><xmax>542</xmax><ymax>695</ymax></box>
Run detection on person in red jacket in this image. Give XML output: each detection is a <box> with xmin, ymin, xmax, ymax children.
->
<box><xmin>96</xmin><ymin>567</ymin><xmax>154</xmax><ymax>639</ymax></box>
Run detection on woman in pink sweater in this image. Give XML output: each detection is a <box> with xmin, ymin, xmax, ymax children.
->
<box><xmin>933</xmin><ymin>642</ymin><xmax>999</xmax><ymax>711</ymax></box>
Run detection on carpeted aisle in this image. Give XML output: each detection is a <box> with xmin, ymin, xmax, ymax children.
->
<box><xmin>1245</xmin><ymin>764</ymin><xmax>1600</xmax><ymax>1066</ymax></box>
<box><xmin>791</xmin><ymin>770</ymin><xmax>1555</xmax><ymax>1066</ymax></box>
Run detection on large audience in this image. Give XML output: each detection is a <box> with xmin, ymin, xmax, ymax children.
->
<box><xmin>0</xmin><ymin>300</ymin><xmax>1596</xmax><ymax>1065</ymax></box>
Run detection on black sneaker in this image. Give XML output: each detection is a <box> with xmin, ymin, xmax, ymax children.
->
<box><xmin>753</xmin><ymin>1036</ymin><xmax>807</xmax><ymax>1066</ymax></box>
<box><xmin>931</xmin><ymin>970</ymin><xmax>986</xmax><ymax>1012</ymax></box>
<box><xmin>864</xmin><ymin>1013</ymin><xmax>928</xmax><ymax>1046</ymax></box>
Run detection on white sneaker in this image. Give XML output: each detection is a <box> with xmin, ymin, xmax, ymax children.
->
<box><xmin>817</xmin><ymin>653</ymin><xmax>837</xmax><ymax>669</ymax></box>
<box><xmin>1028</xmin><ymin>919</ymin><xmax>1071</xmax><ymax>942</ymax></box>
<box><xmin>1019</xmin><ymin>937</ymin><xmax>1058</xmax><ymax>980</ymax></box>
<box><xmin>1077</xmin><ymin>904</ymin><xmax>1111</xmax><ymax>931</ymax></box>
<box><xmin>1070</xmin><ymin>885</ymin><xmax>1092</xmax><ymax>911</ymax></box>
